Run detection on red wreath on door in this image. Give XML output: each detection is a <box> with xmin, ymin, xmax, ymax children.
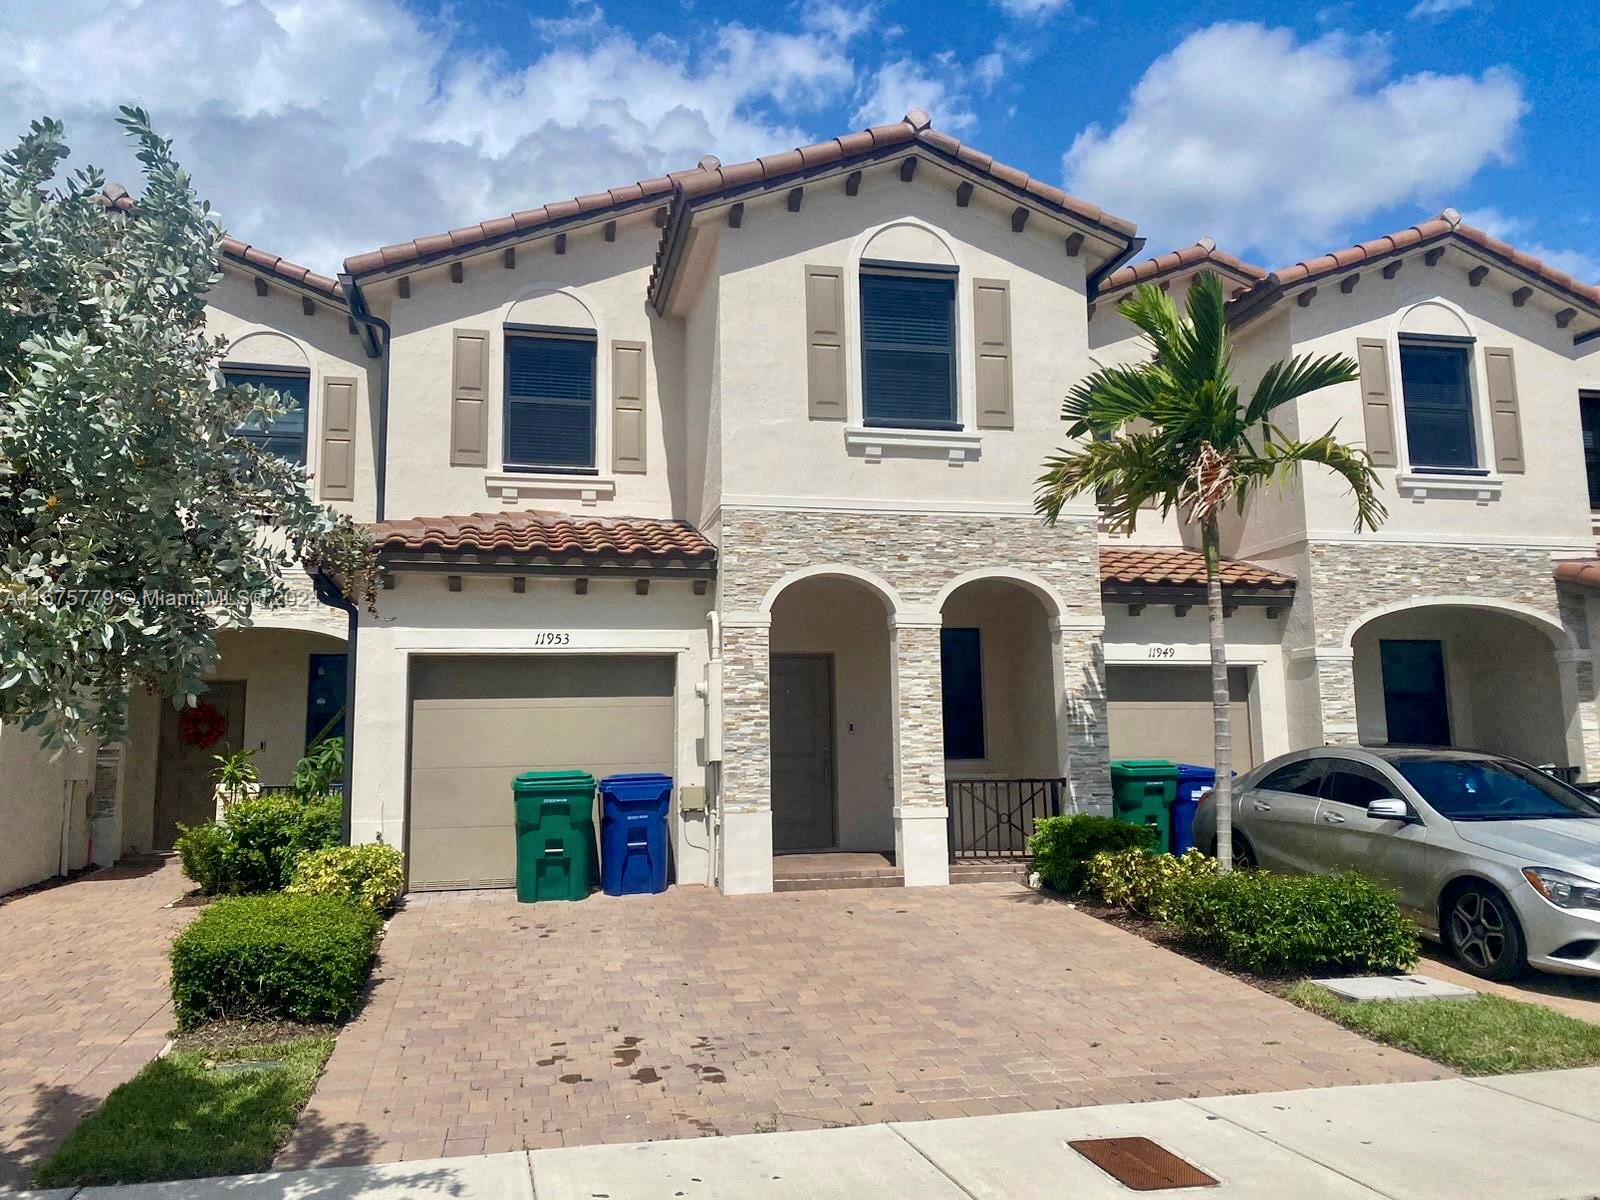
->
<box><xmin>179</xmin><ymin>702</ymin><xmax>228</xmax><ymax>750</ymax></box>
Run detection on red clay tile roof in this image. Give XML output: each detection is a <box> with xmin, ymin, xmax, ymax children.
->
<box><xmin>1100</xmin><ymin>546</ymin><xmax>1294</xmax><ymax>592</ymax></box>
<box><xmin>650</xmin><ymin>109</ymin><xmax>1138</xmax><ymax>309</ymax></box>
<box><xmin>370</xmin><ymin>511</ymin><xmax>716</xmax><ymax>566</ymax></box>
<box><xmin>343</xmin><ymin>109</ymin><xmax>1138</xmax><ymax>287</ymax></box>
<box><xmin>101</xmin><ymin>184</ymin><xmax>346</xmax><ymax>305</ymax></box>
<box><xmin>1555</xmin><ymin>559</ymin><xmax>1600</xmax><ymax>590</ymax></box>
<box><xmin>1096</xmin><ymin>238</ymin><xmax>1267</xmax><ymax>299</ymax></box>
<box><xmin>1231</xmin><ymin>209</ymin><xmax>1600</xmax><ymax>328</ymax></box>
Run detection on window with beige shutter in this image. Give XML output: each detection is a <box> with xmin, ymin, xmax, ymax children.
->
<box><xmin>612</xmin><ymin>340</ymin><xmax>647</xmax><ymax>473</ymax></box>
<box><xmin>450</xmin><ymin>329</ymin><xmax>490</xmax><ymax>467</ymax></box>
<box><xmin>1355</xmin><ymin>337</ymin><xmax>1398</xmax><ymax>467</ymax></box>
<box><xmin>973</xmin><ymin>277</ymin><xmax>1012</xmax><ymax>429</ymax></box>
<box><xmin>805</xmin><ymin>265</ymin><xmax>847</xmax><ymax>420</ymax></box>
<box><xmin>1483</xmin><ymin>346</ymin><xmax>1524</xmax><ymax>473</ymax></box>
<box><xmin>319</xmin><ymin>376</ymin><xmax>357</xmax><ymax>500</ymax></box>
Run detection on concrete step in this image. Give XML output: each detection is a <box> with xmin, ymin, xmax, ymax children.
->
<box><xmin>949</xmin><ymin>858</ymin><xmax>1032</xmax><ymax>885</ymax></box>
<box><xmin>773</xmin><ymin>873</ymin><xmax>906</xmax><ymax>892</ymax></box>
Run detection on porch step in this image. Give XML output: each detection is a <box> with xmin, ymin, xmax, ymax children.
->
<box><xmin>774</xmin><ymin>871</ymin><xmax>905</xmax><ymax>892</ymax></box>
<box><xmin>949</xmin><ymin>858</ymin><xmax>1033</xmax><ymax>885</ymax></box>
<box><xmin>773</xmin><ymin>853</ymin><xmax>903</xmax><ymax>892</ymax></box>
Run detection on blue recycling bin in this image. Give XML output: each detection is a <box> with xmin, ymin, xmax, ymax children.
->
<box><xmin>1171</xmin><ymin>764</ymin><xmax>1217</xmax><ymax>854</ymax></box>
<box><xmin>598</xmin><ymin>772</ymin><xmax>673</xmax><ymax>896</ymax></box>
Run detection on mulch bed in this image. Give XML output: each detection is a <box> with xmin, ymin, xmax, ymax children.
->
<box><xmin>171</xmin><ymin>1019</ymin><xmax>336</xmax><ymax>1055</ymax></box>
<box><xmin>166</xmin><ymin>890</ymin><xmax>213</xmax><ymax>909</ymax></box>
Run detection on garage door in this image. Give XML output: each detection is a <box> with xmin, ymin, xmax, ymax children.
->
<box><xmin>408</xmin><ymin>655</ymin><xmax>675</xmax><ymax>891</ymax></box>
<box><xmin>1106</xmin><ymin>665</ymin><xmax>1258</xmax><ymax>771</ymax></box>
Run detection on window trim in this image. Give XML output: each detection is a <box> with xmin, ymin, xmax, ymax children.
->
<box><xmin>501</xmin><ymin>327</ymin><xmax>599</xmax><ymax>473</ymax></box>
<box><xmin>222</xmin><ymin>363</ymin><xmax>311</xmax><ymax>467</ymax></box>
<box><xmin>858</xmin><ymin>266</ymin><xmax>960</xmax><ymax>432</ymax></box>
<box><xmin>1396</xmin><ymin>334</ymin><xmax>1481</xmax><ymax>473</ymax></box>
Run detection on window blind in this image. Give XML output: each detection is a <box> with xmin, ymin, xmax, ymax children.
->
<box><xmin>860</xmin><ymin>272</ymin><xmax>957</xmax><ymax>428</ymax></box>
<box><xmin>504</xmin><ymin>334</ymin><xmax>596</xmax><ymax>470</ymax></box>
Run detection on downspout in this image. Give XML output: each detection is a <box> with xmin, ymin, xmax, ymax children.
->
<box><xmin>311</xmin><ymin>567</ymin><xmax>359</xmax><ymax>844</ymax></box>
<box><xmin>339</xmin><ymin>273</ymin><xmax>391</xmax><ymax>522</ymax></box>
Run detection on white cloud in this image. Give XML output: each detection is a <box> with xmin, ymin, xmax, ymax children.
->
<box><xmin>993</xmin><ymin>0</ymin><xmax>1071</xmax><ymax>18</ymax></box>
<box><xmin>1463</xmin><ymin>209</ymin><xmax>1600</xmax><ymax>283</ymax></box>
<box><xmin>851</xmin><ymin>56</ymin><xmax>976</xmax><ymax>133</ymax></box>
<box><xmin>0</xmin><ymin>0</ymin><xmax>867</xmax><ymax>271</ymax></box>
<box><xmin>1408</xmin><ymin>0</ymin><xmax>1474</xmax><ymax>19</ymax></box>
<box><xmin>1063</xmin><ymin>22</ymin><xmax>1526</xmax><ymax>262</ymax></box>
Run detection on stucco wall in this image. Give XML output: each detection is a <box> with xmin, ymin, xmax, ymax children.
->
<box><xmin>347</xmin><ymin>573</ymin><xmax>714</xmax><ymax>885</ymax></box>
<box><xmin>942</xmin><ymin>580</ymin><xmax>1060</xmax><ymax>779</ymax></box>
<box><xmin>0</xmin><ymin>726</ymin><xmax>90</xmax><ymax>896</ymax></box>
<box><xmin>207</xmin><ymin>270</ymin><xmax>380</xmax><ymax>521</ymax></box>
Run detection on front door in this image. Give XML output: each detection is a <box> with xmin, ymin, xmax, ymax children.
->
<box><xmin>771</xmin><ymin>655</ymin><xmax>836</xmax><ymax>852</ymax></box>
<box><xmin>154</xmin><ymin>681</ymin><xmax>247</xmax><ymax>849</ymax></box>
<box><xmin>1380</xmin><ymin>639</ymin><xmax>1451</xmax><ymax>746</ymax></box>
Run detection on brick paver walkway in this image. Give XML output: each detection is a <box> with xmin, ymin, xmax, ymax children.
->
<box><xmin>0</xmin><ymin>858</ymin><xmax>194</xmax><ymax>1190</ymax></box>
<box><xmin>279</xmin><ymin>882</ymin><xmax>1447</xmax><ymax>1168</ymax></box>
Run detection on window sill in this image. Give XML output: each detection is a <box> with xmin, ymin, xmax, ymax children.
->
<box><xmin>1395</xmin><ymin>471</ymin><xmax>1503</xmax><ymax>505</ymax></box>
<box><xmin>485</xmin><ymin>471</ymin><xmax>617</xmax><ymax>507</ymax></box>
<box><xmin>844</xmin><ymin>425</ymin><xmax>982</xmax><ymax>466</ymax></box>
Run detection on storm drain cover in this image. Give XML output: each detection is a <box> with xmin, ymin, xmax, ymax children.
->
<box><xmin>1069</xmin><ymin>1137</ymin><xmax>1218</xmax><ymax>1191</ymax></box>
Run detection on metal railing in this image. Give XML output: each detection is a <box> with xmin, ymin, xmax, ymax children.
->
<box><xmin>256</xmin><ymin>783</ymin><xmax>345</xmax><ymax>797</ymax></box>
<box><xmin>946</xmin><ymin>777</ymin><xmax>1065</xmax><ymax>860</ymax></box>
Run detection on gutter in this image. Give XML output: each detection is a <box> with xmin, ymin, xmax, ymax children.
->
<box><xmin>1085</xmin><ymin>237</ymin><xmax>1146</xmax><ymax>297</ymax></box>
<box><xmin>339</xmin><ymin>273</ymin><xmax>392</xmax><ymax>522</ymax></box>
<box><xmin>310</xmin><ymin>567</ymin><xmax>360</xmax><ymax>844</ymax></box>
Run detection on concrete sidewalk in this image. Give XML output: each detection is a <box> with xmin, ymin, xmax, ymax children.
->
<box><xmin>20</xmin><ymin>1068</ymin><xmax>1600</xmax><ymax>1199</ymax></box>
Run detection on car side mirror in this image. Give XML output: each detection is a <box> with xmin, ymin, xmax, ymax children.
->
<box><xmin>1366</xmin><ymin>798</ymin><xmax>1411</xmax><ymax>821</ymax></box>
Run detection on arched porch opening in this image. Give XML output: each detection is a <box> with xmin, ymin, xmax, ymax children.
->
<box><xmin>1349</xmin><ymin>602</ymin><xmax>1575</xmax><ymax>769</ymax></box>
<box><xmin>767</xmin><ymin>573</ymin><xmax>896</xmax><ymax>856</ymax></box>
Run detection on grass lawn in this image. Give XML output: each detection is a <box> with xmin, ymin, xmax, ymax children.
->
<box><xmin>34</xmin><ymin>1032</ymin><xmax>334</xmax><ymax>1188</ymax></box>
<box><xmin>1288</xmin><ymin>982</ymin><xmax>1600</xmax><ymax>1075</ymax></box>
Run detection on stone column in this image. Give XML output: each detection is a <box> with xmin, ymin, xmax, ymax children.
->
<box><xmin>1555</xmin><ymin>650</ymin><xmax>1599</xmax><ymax>777</ymax></box>
<box><xmin>1312</xmin><ymin>649</ymin><xmax>1359</xmax><ymax>745</ymax></box>
<box><xmin>890</xmin><ymin>613</ymin><xmax>950</xmax><ymax>886</ymax></box>
<box><xmin>1057</xmin><ymin>620</ymin><xmax>1111</xmax><ymax>815</ymax></box>
<box><xmin>718</xmin><ymin>618</ymin><xmax>773</xmax><ymax>895</ymax></box>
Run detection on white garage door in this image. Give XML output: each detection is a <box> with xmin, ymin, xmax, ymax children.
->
<box><xmin>407</xmin><ymin>655</ymin><xmax>675</xmax><ymax>891</ymax></box>
<box><xmin>1106</xmin><ymin>665</ymin><xmax>1258</xmax><ymax>770</ymax></box>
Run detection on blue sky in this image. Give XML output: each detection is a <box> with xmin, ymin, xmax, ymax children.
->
<box><xmin>1</xmin><ymin>0</ymin><xmax>1593</xmax><ymax>279</ymax></box>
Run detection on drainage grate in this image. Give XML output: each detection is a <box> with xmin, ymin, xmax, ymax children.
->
<box><xmin>1069</xmin><ymin>1137</ymin><xmax>1218</xmax><ymax>1191</ymax></box>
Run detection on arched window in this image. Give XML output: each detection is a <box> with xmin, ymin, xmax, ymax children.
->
<box><xmin>502</xmin><ymin>291</ymin><xmax>598</xmax><ymax>472</ymax></box>
<box><xmin>858</xmin><ymin>224</ymin><xmax>960</xmax><ymax>431</ymax></box>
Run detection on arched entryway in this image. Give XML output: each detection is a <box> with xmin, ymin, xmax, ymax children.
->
<box><xmin>767</xmin><ymin>571</ymin><xmax>897</xmax><ymax>856</ymax></box>
<box><xmin>1348</xmin><ymin>600</ymin><xmax>1577</xmax><ymax>768</ymax></box>
<box><xmin>938</xmin><ymin>573</ymin><xmax>1065</xmax><ymax>855</ymax></box>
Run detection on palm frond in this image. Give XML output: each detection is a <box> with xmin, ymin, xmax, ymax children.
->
<box><xmin>1239</xmin><ymin>427</ymin><xmax>1388</xmax><ymax>532</ymax></box>
<box><xmin>1062</xmin><ymin>361</ymin><xmax>1173</xmax><ymax>436</ymax></box>
<box><xmin>1243</xmin><ymin>352</ymin><xmax>1360</xmax><ymax>426</ymax></box>
<box><xmin>1036</xmin><ymin>433</ymin><xmax>1182</xmax><ymax>531</ymax></box>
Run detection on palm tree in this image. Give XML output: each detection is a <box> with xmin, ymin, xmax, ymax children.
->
<box><xmin>1037</xmin><ymin>271</ymin><xmax>1386</xmax><ymax>869</ymax></box>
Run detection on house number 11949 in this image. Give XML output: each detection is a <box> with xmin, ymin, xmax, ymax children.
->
<box><xmin>1146</xmin><ymin>645</ymin><xmax>1177</xmax><ymax>659</ymax></box>
<box><xmin>531</xmin><ymin>632</ymin><xmax>571</xmax><ymax>646</ymax></box>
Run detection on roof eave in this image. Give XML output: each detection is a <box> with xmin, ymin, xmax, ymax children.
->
<box><xmin>221</xmin><ymin>255</ymin><xmax>347</xmax><ymax>310</ymax></box>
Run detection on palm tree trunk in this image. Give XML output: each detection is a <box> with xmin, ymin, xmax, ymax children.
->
<box><xmin>1203</xmin><ymin>518</ymin><xmax>1233</xmax><ymax>872</ymax></box>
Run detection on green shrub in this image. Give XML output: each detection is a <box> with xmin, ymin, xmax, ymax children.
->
<box><xmin>1088</xmin><ymin>847</ymin><xmax>1219</xmax><ymax>920</ymax></box>
<box><xmin>173</xmin><ymin>820</ymin><xmax>230</xmax><ymax>895</ymax></box>
<box><xmin>1029</xmin><ymin>814</ymin><xmax>1157</xmax><ymax>893</ymax></box>
<box><xmin>1168</xmin><ymin>870</ymin><xmax>1420</xmax><ymax>975</ymax></box>
<box><xmin>288</xmin><ymin>844</ymin><xmax>404</xmax><ymax>914</ymax></box>
<box><xmin>174</xmin><ymin>793</ymin><xmax>344</xmax><ymax>895</ymax></box>
<box><xmin>292</xmin><ymin>736</ymin><xmax>344</xmax><ymax>800</ymax></box>
<box><xmin>169</xmin><ymin>894</ymin><xmax>380</xmax><ymax>1028</ymax></box>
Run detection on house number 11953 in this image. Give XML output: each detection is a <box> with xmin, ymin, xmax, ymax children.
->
<box><xmin>1146</xmin><ymin>645</ymin><xmax>1177</xmax><ymax>659</ymax></box>
<box><xmin>531</xmin><ymin>632</ymin><xmax>571</xmax><ymax>646</ymax></box>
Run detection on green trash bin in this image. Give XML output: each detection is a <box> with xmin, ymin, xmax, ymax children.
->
<box><xmin>513</xmin><ymin>770</ymin><xmax>597</xmax><ymax>902</ymax></box>
<box><xmin>1109</xmin><ymin>759</ymin><xmax>1178</xmax><ymax>853</ymax></box>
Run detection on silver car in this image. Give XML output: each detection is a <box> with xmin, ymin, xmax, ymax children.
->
<box><xmin>1190</xmin><ymin>746</ymin><xmax>1600</xmax><ymax>980</ymax></box>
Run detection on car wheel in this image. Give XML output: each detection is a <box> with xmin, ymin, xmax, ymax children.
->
<box><xmin>1445</xmin><ymin>884</ymin><xmax>1528</xmax><ymax>981</ymax></box>
<box><xmin>1208</xmin><ymin>836</ymin><xmax>1257</xmax><ymax>871</ymax></box>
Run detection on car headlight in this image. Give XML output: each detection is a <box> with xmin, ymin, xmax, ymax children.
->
<box><xmin>1522</xmin><ymin>867</ymin><xmax>1600</xmax><ymax>911</ymax></box>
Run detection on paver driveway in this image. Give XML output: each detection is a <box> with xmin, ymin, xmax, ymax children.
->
<box><xmin>0</xmin><ymin>858</ymin><xmax>194</xmax><ymax>1190</ymax></box>
<box><xmin>279</xmin><ymin>882</ymin><xmax>1446</xmax><ymax>1167</ymax></box>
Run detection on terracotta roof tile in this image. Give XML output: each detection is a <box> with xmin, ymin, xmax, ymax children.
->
<box><xmin>1234</xmin><ymin>209</ymin><xmax>1600</xmax><ymax>325</ymax></box>
<box><xmin>1555</xmin><ymin>559</ymin><xmax>1600</xmax><ymax>590</ymax></box>
<box><xmin>1099</xmin><ymin>546</ymin><xmax>1294</xmax><ymax>591</ymax></box>
<box><xmin>1096</xmin><ymin>238</ymin><xmax>1267</xmax><ymax>299</ymax></box>
<box><xmin>370</xmin><ymin>510</ymin><xmax>716</xmax><ymax>566</ymax></box>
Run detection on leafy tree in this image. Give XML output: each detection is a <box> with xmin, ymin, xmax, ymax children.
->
<box><xmin>1037</xmin><ymin>272</ymin><xmax>1385</xmax><ymax>869</ymax></box>
<box><xmin>0</xmin><ymin>108</ymin><xmax>373</xmax><ymax>743</ymax></box>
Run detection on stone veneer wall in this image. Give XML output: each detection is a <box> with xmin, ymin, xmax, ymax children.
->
<box><xmin>716</xmin><ymin>507</ymin><xmax>1111</xmax><ymax>815</ymax></box>
<box><xmin>1298</xmin><ymin>541</ymin><xmax>1597</xmax><ymax>773</ymax></box>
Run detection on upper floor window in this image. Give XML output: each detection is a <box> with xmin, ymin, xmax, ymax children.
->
<box><xmin>224</xmin><ymin>366</ymin><xmax>309</xmax><ymax>465</ymax></box>
<box><xmin>1582</xmin><ymin>392</ymin><xmax>1600</xmax><ymax>509</ymax></box>
<box><xmin>503</xmin><ymin>329</ymin><xmax>596</xmax><ymax>472</ymax></box>
<box><xmin>1398</xmin><ymin>337</ymin><xmax>1476</xmax><ymax>470</ymax></box>
<box><xmin>860</xmin><ymin>266</ymin><xmax>957</xmax><ymax>430</ymax></box>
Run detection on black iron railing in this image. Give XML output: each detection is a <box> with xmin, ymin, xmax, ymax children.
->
<box><xmin>257</xmin><ymin>783</ymin><xmax>345</xmax><ymax>797</ymax></box>
<box><xmin>946</xmin><ymin>777</ymin><xmax>1065</xmax><ymax>860</ymax></box>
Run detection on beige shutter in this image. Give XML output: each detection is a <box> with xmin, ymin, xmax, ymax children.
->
<box><xmin>612</xmin><ymin>340</ymin><xmax>647</xmax><ymax>474</ymax></box>
<box><xmin>973</xmin><ymin>278</ymin><xmax>1013</xmax><ymax>429</ymax></box>
<box><xmin>1355</xmin><ymin>338</ymin><xmax>1397</xmax><ymax>467</ymax></box>
<box><xmin>450</xmin><ymin>329</ymin><xmax>490</xmax><ymax>467</ymax></box>
<box><xmin>1484</xmin><ymin>346</ymin><xmax>1524</xmax><ymax>473</ymax></box>
<box><xmin>318</xmin><ymin>376</ymin><xmax>357</xmax><ymax>501</ymax></box>
<box><xmin>805</xmin><ymin>265</ymin><xmax>846</xmax><ymax>420</ymax></box>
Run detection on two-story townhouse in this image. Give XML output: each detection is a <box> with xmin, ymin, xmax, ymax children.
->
<box><xmin>1086</xmin><ymin>216</ymin><xmax>1600</xmax><ymax>817</ymax></box>
<box><xmin>0</xmin><ymin>234</ymin><xmax>378</xmax><ymax>895</ymax></box>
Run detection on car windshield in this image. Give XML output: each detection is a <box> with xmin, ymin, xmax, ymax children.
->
<box><xmin>1393</xmin><ymin>758</ymin><xmax>1600</xmax><ymax>821</ymax></box>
